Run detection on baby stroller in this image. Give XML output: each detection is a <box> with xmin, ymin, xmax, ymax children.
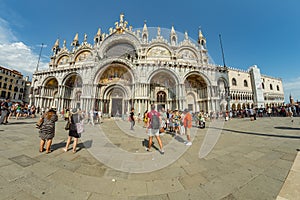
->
<box><xmin>199</xmin><ymin>120</ymin><xmax>205</xmax><ymax>129</ymax></box>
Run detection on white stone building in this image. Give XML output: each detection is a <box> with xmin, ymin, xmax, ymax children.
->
<box><xmin>228</xmin><ymin>66</ymin><xmax>284</xmax><ymax>110</ymax></box>
<box><xmin>30</xmin><ymin>14</ymin><xmax>284</xmax><ymax>116</ymax></box>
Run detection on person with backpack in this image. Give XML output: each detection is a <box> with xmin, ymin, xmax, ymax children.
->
<box><xmin>146</xmin><ymin>104</ymin><xmax>164</xmax><ymax>154</ymax></box>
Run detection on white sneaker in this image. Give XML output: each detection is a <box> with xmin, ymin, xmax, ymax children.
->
<box><xmin>185</xmin><ymin>142</ymin><xmax>192</xmax><ymax>146</ymax></box>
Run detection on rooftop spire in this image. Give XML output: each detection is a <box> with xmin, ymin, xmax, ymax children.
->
<box><xmin>96</xmin><ymin>28</ymin><xmax>101</xmax><ymax>36</ymax></box>
<box><xmin>52</xmin><ymin>38</ymin><xmax>59</xmax><ymax>50</ymax></box>
<box><xmin>170</xmin><ymin>25</ymin><xmax>177</xmax><ymax>46</ymax></box>
<box><xmin>142</xmin><ymin>20</ymin><xmax>148</xmax><ymax>32</ymax></box>
<box><xmin>71</xmin><ymin>33</ymin><xmax>79</xmax><ymax>47</ymax></box>
<box><xmin>198</xmin><ymin>27</ymin><xmax>206</xmax><ymax>47</ymax></box>
<box><xmin>171</xmin><ymin>25</ymin><xmax>176</xmax><ymax>34</ymax></box>
<box><xmin>73</xmin><ymin>33</ymin><xmax>78</xmax><ymax>42</ymax></box>
<box><xmin>142</xmin><ymin>20</ymin><xmax>148</xmax><ymax>43</ymax></box>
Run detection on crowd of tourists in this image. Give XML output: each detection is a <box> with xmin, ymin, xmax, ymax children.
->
<box><xmin>227</xmin><ymin>105</ymin><xmax>299</xmax><ymax>119</ymax></box>
<box><xmin>0</xmin><ymin>98</ymin><xmax>37</xmax><ymax>124</ymax></box>
<box><xmin>129</xmin><ymin>105</ymin><xmax>194</xmax><ymax>155</ymax></box>
<box><xmin>1</xmin><ymin>97</ymin><xmax>298</xmax><ymax>155</ymax></box>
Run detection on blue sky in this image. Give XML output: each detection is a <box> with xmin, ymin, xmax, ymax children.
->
<box><xmin>0</xmin><ymin>0</ymin><xmax>299</xmax><ymax>102</ymax></box>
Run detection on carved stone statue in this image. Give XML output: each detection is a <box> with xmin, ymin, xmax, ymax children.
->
<box><xmin>120</xmin><ymin>13</ymin><xmax>124</xmax><ymax>23</ymax></box>
<box><xmin>84</xmin><ymin>33</ymin><xmax>87</xmax><ymax>42</ymax></box>
<box><xmin>185</xmin><ymin>31</ymin><xmax>189</xmax><ymax>40</ymax></box>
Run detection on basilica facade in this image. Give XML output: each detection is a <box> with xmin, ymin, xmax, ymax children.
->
<box><xmin>30</xmin><ymin>14</ymin><xmax>284</xmax><ymax>116</ymax></box>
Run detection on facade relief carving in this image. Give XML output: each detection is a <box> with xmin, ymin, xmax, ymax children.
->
<box><xmin>31</xmin><ymin>13</ymin><xmax>284</xmax><ymax>115</ymax></box>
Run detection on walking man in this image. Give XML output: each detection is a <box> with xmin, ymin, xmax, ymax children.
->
<box><xmin>183</xmin><ymin>109</ymin><xmax>192</xmax><ymax>146</ymax></box>
<box><xmin>129</xmin><ymin>108</ymin><xmax>135</xmax><ymax>130</ymax></box>
<box><xmin>146</xmin><ymin>104</ymin><xmax>164</xmax><ymax>154</ymax></box>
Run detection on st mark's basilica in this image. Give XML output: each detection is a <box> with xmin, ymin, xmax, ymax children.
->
<box><xmin>30</xmin><ymin>14</ymin><xmax>284</xmax><ymax>116</ymax></box>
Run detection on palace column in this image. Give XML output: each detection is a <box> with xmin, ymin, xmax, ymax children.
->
<box><xmin>39</xmin><ymin>86</ymin><xmax>45</xmax><ymax>109</ymax></box>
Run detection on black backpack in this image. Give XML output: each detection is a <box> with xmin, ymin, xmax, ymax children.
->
<box><xmin>151</xmin><ymin>111</ymin><xmax>160</xmax><ymax>129</ymax></box>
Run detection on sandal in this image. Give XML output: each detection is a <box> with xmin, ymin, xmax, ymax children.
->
<box><xmin>45</xmin><ymin>149</ymin><xmax>53</xmax><ymax>154</ymax></box>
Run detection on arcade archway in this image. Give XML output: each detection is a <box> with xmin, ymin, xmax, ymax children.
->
<box><xmin>184</xmin><ymin>74</ymin><xmax>208</xmax><ymax>112</ymax></box>
<box><xmin>149</xmin><ymin>71</ymin><xmax>178</xmax><ymax>110</ymax></box>
<box><xmin>42</xmin><ymin>77</ymin><xmax>58</xmax><ymax>108</ymax></box>
<box><xmin>95</xmin><ymin>63</ymin><xmax>133</xmax><ymax>116</ymax></box>
<box><xmin>63</xmin><ymin>74</ymin><xmax>83</xmax><ymax>109</ymax></box>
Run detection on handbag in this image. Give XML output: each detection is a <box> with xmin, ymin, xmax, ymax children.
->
<box><xmin>35</xmin><ymin>117</ymin><xmax>44</xmax><ymax>129</ymax></box>
<box><xmin>75</xmin><ymin>115</ymin><xmax>84</xmax><ymax>133</ymax></box>
<box><xmin>76</xmin><ymin>121</ymin><xmax>84</xmax><ymax>133</ymax></box>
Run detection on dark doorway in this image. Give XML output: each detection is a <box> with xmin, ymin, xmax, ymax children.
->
<box><xmin>111</xmin><ymin>98</ymin><xmax>122</xmax><ymax>117</ymax></box>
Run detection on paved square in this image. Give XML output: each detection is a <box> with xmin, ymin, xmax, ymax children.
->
<box><xmin>8</xmin><ymin>154</ymin><xmax>39</xmax><ymax>168</ymax></box>
<box><xmin>0</xmin><ymin>116</ymin><xmax>299</xmax><ymax>199</ymax></box>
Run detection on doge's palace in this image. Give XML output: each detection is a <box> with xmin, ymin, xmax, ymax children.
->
<box><xmin>30</xmin><ymin>14</ymin><xmax>284</xmax><ymax>116</ymax></box>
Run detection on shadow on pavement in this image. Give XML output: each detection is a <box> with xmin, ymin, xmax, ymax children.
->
<box><xmin>274</xmin><ymin>126</ymin><xmax>300</xmax><ymax>131</ymax></box>
<box><xmin>174</xmin><ymin>135</ymin><xmax>185</xmax><ymax>143</ymax></box>
<box><xmin>81</xmin><ymin>140</ymin><xmax>93</xmax><ymax>149</ymax></box>
<box><xmin>51</xmin><ymin>139</ymin><xmax>93</xmax><ymax>152</ymax></box>
<box><xmin>51</xmin><ymin>141</ymin><xmax>67</xmax><ymax>151</ymax></box>
<box><xmin>142</xmin><ymin>139</ymin><xmax>160</xmax><ymax>151</ymax></box>
<box><xmin>8</xmin><ymin>121</ymin><xmax>36</xmax><ymax>125</ymax></box>
<box><xmin>211</xmin><ymin>127</ymin><xmax>300</xmax><ymax>139</ymax></box>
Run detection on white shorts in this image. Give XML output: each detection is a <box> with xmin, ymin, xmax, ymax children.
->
<box><xmin>148</xmin><ymin>129</ymin><xmax>159</xmax><ymax>137</ymax></box>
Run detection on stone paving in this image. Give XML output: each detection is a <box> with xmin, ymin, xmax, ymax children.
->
<box><xmin>0</xmin><ymin>116</ymin><xmax>299</xmax><ymax>200</ymax></box>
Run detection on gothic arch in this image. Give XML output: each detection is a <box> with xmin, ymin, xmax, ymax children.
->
<box><xmin>56</xmin><ymin>54</ymin><xmax>70</xmax><ymax>66</ymax></box>
<box><xmin>74</xmin><ymin>50</ymin><xmax>92</xmax><ymax>62</ymax></box>
<box><xmin>176</xmin><ymin>46</ymin><xmax>199</xmax><ymax>61</ymax></box>
<box><xmin>62</xmin><ymin>72</ymin><xmax>83</xmax><ymax>86</ymax></box>
<box><xmin>186</xmin><ymin>91</ymin><xmax>197</xmax><ymax>112</ymax></box>
<box><xmin>147</xmin><ymin>68</ymin><xmax>180</xmax><ymax>85</ymax></box>
<box><xmin>42</xmin><ymin>76</ymin><xmax>59</xmax><ymax>87</ymax></box>
<box><xmin>232</xmin><ymin>78</ymin><xmax>237</xmax><ymax>86</ymax></box>
<box><xmin>102</xmin><ymin>84</ymin><xmax>129</xmax><ymax>99</ymax></box>
<box><xmin>94</xmin><ymin>62</ymin><xmax>136</xmax><ymax>84</ymax></box>
<box><xmin>101</xmin><ymin>84</ymin><xmax>130</xmax><ymax>116</ymax></box>
<box><xmin>217</xmin><ymin>77</ymin><xmax>229</xmax><ymax>87</ymax></box>
<box><xmin>99</xmin><ymin>32</ymin><xmax>141</xmax><ymax>59</ymax></box>
<box><xmin>183</xmin><ymin>71</ymin><xmax>211</xmax><ymax>86</ymax></box>
<box><xmin>146</xmin><ymin>45</ymin><xmax>172</xmax><ymax>60</ymax></box>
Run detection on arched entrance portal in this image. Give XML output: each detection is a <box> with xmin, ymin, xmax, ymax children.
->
<box><xmin>42</xmin><ymin>78</ymin><xmax>58</xmax><ymax>108</ymax></box>
<box><xmin>156</xmin><ymin>91</ymin><xmax>167</xmax><ymax>111</ymax></box>
<box><xmin>95</xmin><ymin>63</ymin><xmax>132</xmax><ymax>116</ymax></box>
<box><xmin>110</xmin><ymin>88</ymin><xmax>124</xmax><ymax>117</ymax></box>
<box><xmin>149</xmin><ymin>71</ymin><xmax>177</xmax><ymax>110</ymax></box>
<box><xmin>184</xmin><ymin>74</ymin><xmax>208</xmax><ymax>112</ymax></box>
<box><xmin>63</xmin><ymin>74</ymin><xmax>83</xmax><ymax>109</ymax></box>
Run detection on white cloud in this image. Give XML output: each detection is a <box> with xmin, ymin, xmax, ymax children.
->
<box><xmin>0</xmin><ymin>18</ymin><xmax>17</xmax><ymax>43</ymax></box>
<box><xmin>0</xmin><ymin>17</ymin><xmax>48</xmax><ymax>77</ymax></box>
<box><xmin>283</xmin><ymin>77</ymin><xmax>300</xmax><ymax>102</ymax></box>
